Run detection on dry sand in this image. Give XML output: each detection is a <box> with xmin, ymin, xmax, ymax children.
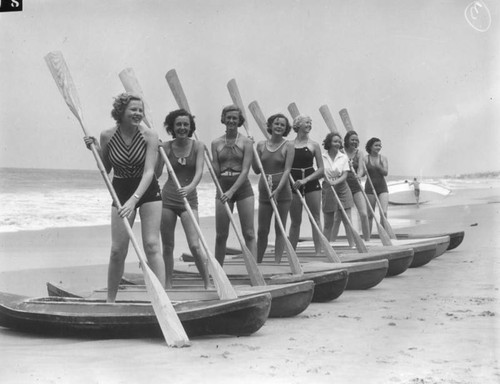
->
<box><xmin>0</xmin><ymin>184</ymin><xmax>498</xmax><ymax>384</ymax></box>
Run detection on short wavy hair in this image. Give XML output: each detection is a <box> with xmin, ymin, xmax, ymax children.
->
<box><xmin>365</xmin><ymin>137</ymin><xmax>381</xmax><ymax>154</ymax></box>
<box><xmin>111</xmin><ymin>93</ymin><xmax>143</xmax><ymax>123</ymax></box>
<box><xmin>292</xmin><ymin>114</ymin><xmax>312</xmax><ymax>132</ymax></box>
<box><xmin>343</xmin><ymin>130</ymin><xmax>359</xmax><ymax>149</ymax></box>
<box><xmin>323</xmin><ymin>132</ymin><xmax>343</xmax><ymax>151</ymax></box>
<box><xmin>163</xmin><ymin>109</ymin><xmax>196</xmax><ymax>138</ymax></box>
<box><xmin>266</xmin><ymin>113</ymin><xmax>291</xmax><ymax>137</ymax></box>
<box><xmin>220</xmin><ymin>105</ymin><xmax>245</xmax><ymax>127</ymax></box>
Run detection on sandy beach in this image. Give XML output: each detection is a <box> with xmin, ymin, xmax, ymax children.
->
<box><xmin>0</xmin><ymin>182</ymin><xmax>498</xmax><ymax>384</ymax></box>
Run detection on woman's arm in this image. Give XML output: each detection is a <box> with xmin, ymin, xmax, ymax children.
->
<box><xmin>154</xmin><ymin>141</ymin><xmax>165</xmax><ymax>178</ymax></box>
<box><xmin>379</xmin><ymin>155</ymin><xmax>389</xmax><ymax>176</ymax></box>
<box><xmin>183</xmin><ymin>140</ymin><xmax>205</xmax><ymax>195</ymax></box>
<box><xmin>272</xmin><ymin>141</ymin><xmax>294</xmax><ymax>196</ymax></box>
<box><xmin>251</xmin><ymin>141</ymin><xmax>263</xmax><ymax>174</ymax></box>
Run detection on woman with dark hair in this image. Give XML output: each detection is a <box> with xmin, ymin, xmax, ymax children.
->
<box><xmin>363</xmin><ymin>137</ymin><xmax>389</xmax><ymax>232</ymax></box>
<box><xmin>252</xmin><ymin>113</ymin><xmax>294</xmax><ymax>262</ymax></box>
<box><xmin>84</xmin><ymin>93</ymin><xmax>164</xmax><ymax>302</ymax></box>
<box><xmin>344</xmin><ymin>130</ymin><xmax>370</xmax><ymax>240</ymax></box>
<box><xmin>156</xmin><ymin>108</ymin><xmax>210</xmax><ymax>288</ymax></box>
<box><xmin>211</xmin><ymin>105</ymin><xmax>256</xmax><ymax>265</ymax></box>
<box><xmin>321</xmin><ymin>132</ymin><xmax>355</xmax><ymax>245</ymax></box>
<box><xmin>288</xmin><ymin>114</ymin><xmax>324</xmax><ymax>253</ymax></box>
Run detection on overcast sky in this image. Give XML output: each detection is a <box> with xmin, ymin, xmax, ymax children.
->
<box><xmin>1</xmin><ymin>0</ymin><xmax>498</xmax><ymax>176</ymax></box>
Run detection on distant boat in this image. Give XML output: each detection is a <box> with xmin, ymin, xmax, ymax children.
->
<box><xmin>388</xmin><ymin>181</ymin><xmax>451</xmax><ymax>205</ymax></box>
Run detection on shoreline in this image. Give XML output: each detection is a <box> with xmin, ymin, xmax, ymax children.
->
<box><xmin>0</xmin><ymin>184</ymin><xmax>499</xmax><ymax>383</ymax></box>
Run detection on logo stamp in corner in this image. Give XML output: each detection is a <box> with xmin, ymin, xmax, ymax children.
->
<box><xmin>0</xmin><ymin>0</ymin><xmax>23</xmax><ymax>13</ymax></box>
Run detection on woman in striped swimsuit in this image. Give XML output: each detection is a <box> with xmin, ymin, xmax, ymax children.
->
<box><xmin>156</xmin><ymin>109</ymin><xmax>210</xmax><ymax>288</ymax></box>
<box><xmin>252</xmin><ymin>113</ymin><xmax>294</xmax><ymax>262</ymax></box>
<box><xmin>288</xmin><ymin>115</ymin><xmax>324</xmax><ymax>254</ymax></box>
<box><xmin>211</xmin><ymin>105</ymin><xmax>256</xmax><ymax>265</ymax></box>
<box><xmin>84</xmin><ymin>93</ymin><xmax>164</xmax><ymax>302</ymax></box>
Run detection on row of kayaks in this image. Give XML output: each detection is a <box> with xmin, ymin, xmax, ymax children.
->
<box><xmin>0</xmin><ymin>230</ymin><xmax>464</xmax><ymax>340</ymax></box>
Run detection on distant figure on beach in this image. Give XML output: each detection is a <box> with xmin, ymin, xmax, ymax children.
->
<box><xmin>211</xmin><ymin>105</ymin><xmax>256</xmax><ymax>265</ymax></box>
<box><xmin>253</xmin><ymin>113</ymin><xmax>294</xmax><ymax>263</ymax></box>
<box><xmin>407</xmin><ymin>177</ymin><xmax>421</xmax><ymax>207</ymax></box>
<box><xmin>343</xmin><ymin>130</ymin><xmax>370</xmax><ymax>241</ymax></box>
<box><xmin>288</xmin><ymin>115</ymin><xmax>324</xmax><ymax>254</ymax></box>
<box><xmin>84</xmin><ymin>93</ymin><xmax>165</xmax><ymax>302</ymax></box>
<box><xmin>156</xmin><ymin>109</ymin><xmax>210</xmax><ymax>288</ymax></box>
<box><xmin>362</xmin><ymin>137</ymin><xmax>389</xmax><ymax>232</ymax></box>
<box><xmin>322</xmin><ymin>132</ymin><xmax>355</xmax><ymax>246</ymax></box>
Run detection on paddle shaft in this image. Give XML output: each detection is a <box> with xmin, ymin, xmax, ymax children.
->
<box><xmin>163</xmin><ymin>69</ymin><xmax>265</xmax><ymax>286</ymax></box>
<box><xmin>227</xmin><ymin>80</ymin><xmax>303</xmax><ymax>275</ymax></box>
<box><xmin>337</xmin><ymin>107</ymin><xmax>396</xmax><ymax>239</ymax></box>
<box><xmin>45</xmin><ymin>52</ymin><xmax>189</xmax><ymax>347</ymax></box>
<box><xmin>118</xmin><ymin>68</ymin><xmax>238</xmax><ymax>299</ymax></box>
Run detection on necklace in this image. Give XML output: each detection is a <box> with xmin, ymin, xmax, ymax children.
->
<box><xmin>265</xmin><ymin>139</ymin><xmax>286</xmax><ymax>153</ymax></box>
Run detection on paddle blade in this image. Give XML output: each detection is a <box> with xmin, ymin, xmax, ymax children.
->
<box><xmin>248</xmin><ymin>101</ymin><xmax>269</xmax><ymax>139</ymax></box>
<box><xmin>118</xmin><ymin>68</ymin><xmax>155</xmax><ymax>130</ymax></box>
<box><xmin>318</xmin><ymin>105</ymin><xmax>339</xmax><ymax>134</ymax></box>
<box><xmin>227</xmin><ymin>79</ymin><xmax>250</xmax><ymax>130</ymax></box>
<box><xmin>287</xmin><ymin>103</ymin><xmax>300</xmax><ymax>120</ymax></box>
<box><xmin>44</xmin><ymin>51</ymin><xmax>85</xmax><ymax>131</ymax></box>
<box><xmin>339</xmin><ymin>108</ymin><xmax>355</xmax><ymax>131</ymax></box>
<box><xmin>141</xmin><ymin>262</ymin><xmax>190</xmax><ymax>347</ymax></box>
<box><xmin>166</xmin><ymin>69</ymin><xmax>191</xmax><ymax>113</ymax></box>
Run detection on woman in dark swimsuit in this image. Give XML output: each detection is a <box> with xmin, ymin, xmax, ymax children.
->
<box><xmin>362</xmin><ymin>137</ymin><xmax>389</xmax><ymax>233</ymax></box>
<box><xmin>344</xmin><ymin>131</ymin><xmax>370</xmax><ymax>240</ymax></box>
<box><xmin>156</xmin><ymin>109</ymin><xmax>210</xmax><ymax>288</ymax></box>
<box><xmin>288</xmin><ymin>115</ymin><xmax>324</xmax><ymax>254</ymax></box>
<box><xmin>84</xmin><ymin>93</ymin><xmax>164</xmax><ymax>302</ymax></box>
<box><xmin>211</xmin><ymin>105</ymin><xmax>256</xmax><ymax>265</ymax></box>
<box><xmin>252</xmin><ymin>113</ymin><xmax>294</xmax><ymax>262</ymax></box>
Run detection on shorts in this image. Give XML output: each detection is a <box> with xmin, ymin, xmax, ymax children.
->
<box><xmin>112</xmin><ymin>177</ymin><xmax>162</xmax><ymax>208</ymax></box>
<box><xmin>216</xmin><ymin>176</ymin><xmax>254</xmax><ymax>203</ymax></box>
<box><xmin>290</xmin><ymin>167</ymin><xmax>321</xmax><ymax>195</ymax></box>
<box><xmin>259</xmin><ymin>173</ymin><xmax>292</xmax><ymax>204</ymax></box>
<box><xmin>322</xmin><ymin>180</ymin><xmax>354</xmax><ymax>213</ymax></box>
<box><xmin>161</xmin><ymin>181</ymin><xmax>198</xmax><ymax>213</ymax></box>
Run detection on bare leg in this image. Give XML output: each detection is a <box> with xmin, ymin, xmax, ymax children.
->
<box><xmin>274</xmin><ymin>199</ymin><xmax>292</xmax><ymax>262</ymax></box>
<box><xmin>288</xmin><ymin>193</ymin><xmax>303</xmax><ymax>250</ymax></box>
<box><xmin>305</xmin><ymin>190</ymin><xmax>322</xmax><ymax>254</ymax></box>
<box><xmin>236</xmin><ymin>196</ymin><xmax>257</xmax><ymax>260</ymax></box>
<box><xmin>367</xmin><ymin>194</ymin><xmax>377</xmax><ymax>234</ymax></box>
<box><xmin>323</xmin><ymin>211</ymin><xmax>335</xmax><ymax>241</ymax></box>
<box><xmin>180</xmin><ymin>209</ymin><xmax>210</xmax><ymax>288</ymax></box>
<box><xmin>214</xmin><ymin>199</ymin><xmax>231</xmax><ymax>265</ymax></box>
<box><xmin>257</xmin><ymin>202</ymin><xmax>273</xmax><ymax>263</ymax></box>
<box><xmin>107</xmin><ymin>207</ymin><xmax>135</xmax><ymax>302</ymax></box>
<box><xmin>353</xmin><ymin>192</ymin><xmax>370</xmax><ymax>241</ymax></box>
<box><xmin>340</xmin><ymin>208</ymin><xmax>355</xmax><ymax>247</ymax></box>
<box><xmin>378</xmin><ymin>192</ymin><xmax>390</xmax><ymax>230</ymax></box>
<box><xmin>139</xmin><ymin>201</ymin><xmax>165</xmax><ymax>286</ymax></box>
<box><xmin>160</xmin><ymin>208</ymin><xmax>177</xmax><ymax>289</ymax></box>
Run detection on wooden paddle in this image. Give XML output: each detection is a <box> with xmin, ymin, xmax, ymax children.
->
<box><xmin>118</xmin><ymin>68</ymin><xmax>239</xmax><ymax>300</ymax></box>
<box><xmin>252</xmin><ymin>103</ymin><xmax>341</xmax><ymax>263</ymax></box>
<box><xmin>288</xmin><ymin>103</ymin><xmax>367</xmax><ymax>253</ymax></box>
<box><xmin>163</xmin><ymin>69</ymin><xmax>266</xmax><ymax>286</ymax></box>
<box><xmin>337</xmin><ymin>108</ymin><xmax>397</xmax><ymax>239</ymax></box>
<box><xmin>226</xmin><ymin>80</ymin><xmax>303</xmax><ymax>274</ymax></box>
<box><xmin>320</xmin><ymin>105</ymin><xmax>393</xmax><ymax>246</ymax></box>
<box><xmin>44</xmin><ymin>51</ymin><xmax>189</xmax><ymax>347</ymax></box>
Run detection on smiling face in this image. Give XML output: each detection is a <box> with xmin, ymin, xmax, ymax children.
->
<box><xmin>271</xmin><ymin>117</ymin><xmax>288</xmax><ymax>136</ymax></box>
<box><xmin>298</xmin><ymin>118</ymin><xmax>312</xmax><ymax>134</ymax></box>
<box><xmin>371</xmin><ymin>140</ymin><xmax>382</xmax><ymax>154</ymax></box>
<box><xmin>123</xmin><ymin>100</ymin><xmax>144</xmax><ymax>127</ymax></box>
<box><xmin>330</xmin><ymin>134</ymin><xmax>343</xmax><ymax>151</ymax></box>
<box><xmin>347</xmin><ymin>133</ymin><xmax>359</xmax><ymax>149</ymax></box>
<box><xmin>173</xmin><ymin>115</ymin><xmax>191</xmax><ymax>138</ymax></box>
<box><xmin>223</xmin><ymin>110</ymin><xmax>240</xmax><ymax>132</ymax></box>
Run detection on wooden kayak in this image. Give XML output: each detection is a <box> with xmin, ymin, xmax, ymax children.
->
<box><xmin>121</xmin><ymin>270</ymin><xmax>349</xmax><ymax>303</ymax></box>
<box><xmin>388</xmin><ymin>181</ymin><xmax>451</xmax><ymax>205</ymax></box>
<box><xmin>366</xmin><ymin>230</ymin><xmax>464</xmax><ymax>251</ymax></box>
<box><xmin>0</xmin><ymin>291</ymin><xmax>272</xmax><ymax>338</ymax></box>
<box><xmin>46</xmin><ymin>280</ymin><xmax>315</xmax><ymax>319</ymax></box>
<box><xmin>292</xmin><ymin>236</ymin><xmax>450</xmax><ymax>268</ymax></box>
<box><xmin>172</xmin><ymin>260</ymin><xmax>388</xmax><ymax>291</ymax></box>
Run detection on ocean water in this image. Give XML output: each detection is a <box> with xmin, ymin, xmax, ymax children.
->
<box><xmin>0</xmin><ymin>167</ymin><xmax>496</xmax><ymax>233</ymax></box>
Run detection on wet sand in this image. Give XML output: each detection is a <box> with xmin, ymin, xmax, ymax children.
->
<box><xmin>0</xmin><ymin>183</ymin><xmax>498</xmax><ymax>383</ymax></box>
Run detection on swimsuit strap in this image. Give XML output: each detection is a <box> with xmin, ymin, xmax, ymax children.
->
<box><xmin>265</xmin><ymin>139</ymin><xmax>287</xmax><ymax>153</ymax></box>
